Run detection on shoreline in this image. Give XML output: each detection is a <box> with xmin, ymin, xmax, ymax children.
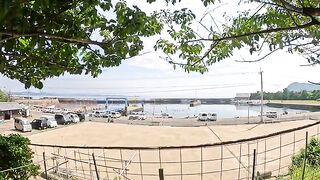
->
<box><xmin>91</xmin><ymin>111</ymin><xmax>320</xmax><ymax>127</ymax></box>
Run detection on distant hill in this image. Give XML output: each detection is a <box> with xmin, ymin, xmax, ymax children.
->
<box><xmin>287</xmin><ymin>82</ymin><xmax>320</xmax><ymax>92</ymax></box>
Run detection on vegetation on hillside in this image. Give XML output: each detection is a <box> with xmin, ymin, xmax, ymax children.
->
<box><xmin>250</xmin><ymin>88</ymin><xmax>320</xmax><ymax>100</ymax></box>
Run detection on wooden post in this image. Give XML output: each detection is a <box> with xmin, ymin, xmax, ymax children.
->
<box><xmin>139</xmin><ymin>150</ymin><xmax>143</xmax><ymax>180</ymax></box>
<box><xmin>159</xmin><ymin>168</ymin><xmax>164</xmax><ymax>180</ymax></box>
<box><xmin>238</xmin><ymin>143</ymin><xmax>242</xmax><ymax>180</ymax></box>
<box><xmin>43</xmin><ymin>152</ymin><xmax>48</xmax><ymax>179</ymax></box>
<box><xmin>278</xmin><ymin>134</ymin><xmax>282</xmax><ymax>176</ymax></box>
<box><xmin>220</xmin><ymin>146</ymin><xmax>223</xmax><ymax>180</ymax></box>
<box><xmin>200</xmin><ymin>147</ymin><xmax>203</xmax><ymax>180</ymax></box>
<box><xmin>180</xmin><ymin>148</ymin><xmax>183</xmax><ymax>180</ymax></box>
<box><xmin>302</xmin><ymin>131</ymin><xmax>308</xmax><ymax>180</ymax></box>
<box><xmin>252</xmin><ymin>149</ymin><xmax>257</xmax><ymax>180</ymax></box>
<box><xmin>92</xmin><ymin>153</ymin><xmax>100</xmax><ymax>180</ymax></box>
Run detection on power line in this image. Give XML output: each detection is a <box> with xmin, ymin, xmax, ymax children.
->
<box><xmin>81</xmin><ymin>83</ymin><xmax>256</xmax><ymax>95</ymax></box>
<box><xmin>44</xmin><ymin>83</ymin><xmax>257</xmax><ymax>90</ymax></box>
<box><xmin>54</xmin><ymin>71</ymin><xmax>258</xmax><ymax>81</ymax></box>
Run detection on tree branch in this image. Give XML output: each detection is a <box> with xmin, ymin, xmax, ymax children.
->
<box><xmin>234</xmin><ymin>47</ymin><xmax>281</xmax><ymax>63</ymax></box>
<box><xmin>0</xmin><ymin>31</ymin><xmax>106</xmax><ymax>46</ymax></box>
<box><xmin>185</xmin><ymin>20</ymin><xmax>320</xmax><ymax>43</ymax></box>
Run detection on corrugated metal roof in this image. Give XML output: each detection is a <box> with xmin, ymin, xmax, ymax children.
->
<box><xmin>0</xmin><ymin>102</ymin><xmax>25</xmax><ymax>111</ymax></box>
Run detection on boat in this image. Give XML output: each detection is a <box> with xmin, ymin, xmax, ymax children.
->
<box><xmin>190</xmin><ymin>100</ymin><xmax>201</xmax><ymax>107</ymax></box>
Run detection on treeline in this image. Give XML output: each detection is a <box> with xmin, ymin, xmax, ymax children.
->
<box><xmin>250</xmin><ymin>88</ymin><xmax>320</xmax><ymax>100</ymax></box>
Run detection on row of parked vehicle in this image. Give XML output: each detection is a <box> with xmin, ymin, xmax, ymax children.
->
<box><xmin>14</xmin><ymin>113</ymin><xmax>86</xmax><ymax>132</ymax></box>
<box><xmin>90</xmin><ymin>110</ymin><xmax>122</xmax><ymax>119</ymax></box>
<box><xmin>128</xmin><ymin>112</ymin><xmax>147</xmax><ymax>120</ymax></box>
<box><xmin>198</xmin><ymin>112</ymin><xmax>217</xmax><ymax>121</ymax></box>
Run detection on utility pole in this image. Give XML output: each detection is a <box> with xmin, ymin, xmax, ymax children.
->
<box><xmin>28</xmin><ymin>88</ymin><xmax>30</xmax><ymax>108</ymax></box>
<box><xmin>247</xmin><ymin>102</ymin><xmax>250</xmax><ymax>124</ymax></box>
<box><xmin>259</xmin><ymin>68</ymin><xmax>264</xmax><ymax>123</ymax></box>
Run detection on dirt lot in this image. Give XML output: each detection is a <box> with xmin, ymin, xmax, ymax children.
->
<box><xmin>25</xmin><ymin>119</ymin><xmax>320</xmax><ymax>180</ymax></box>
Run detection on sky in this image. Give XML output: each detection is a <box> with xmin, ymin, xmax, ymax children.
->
<box><xmin>0</xmin><ymin>0</ymin><xmax>319</xmax><ymax>98</ymax></box>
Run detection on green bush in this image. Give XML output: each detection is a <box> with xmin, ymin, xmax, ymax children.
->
<box><xmin>0</xmin><ymin>90</ymin><xmax>9</xmax><ymax>102</ymax></box>
<box><xmin>0</xmin><ymin>134</ymin><xmax>40</xmax><ymax>180</ymax></box>
<box><xmin>289</xmin><ymin>138</ymin><xmax>320</xmax><ymax>179</ymax></box>
<box><xmin>291</xmin><ymin>138</ymin><xmax>320</xmax><ymax>168</ymax></box>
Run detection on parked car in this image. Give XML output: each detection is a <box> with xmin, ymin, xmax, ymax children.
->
<box><xmin>40</xmin><ymin>115</ymin><xmax>58</xmax><ymax>128</ymax></box>
<box><xmin>207</xmin><ymin>113</ymin><xmax>217</xmax><ymax>121</ymax></box>
<box><xmin>198</xmin><ymin>113</ymin><xmax>208</xmax><ymax>121</ymax></box>
<box><xmin>69</xmin><ymin>114</ymin><xmax>80</xmax><ymax>123</ymax></box>
<box><xmin>14</xmin><ymin>117</ymin><xmax>32</xmax><ymax>132</ymax></box>
<box><xmin>93</xmin><ymin>110</ymin><xmax>105</xmax><ymax>118</ymax></box>
<box><xmin>128</xmin><ymin>112</ymin><xmax>140</xmax><ymax>120</ymax></box>
<box><xmin>77</xmin><ymin>113</ymin><xmax>86</xmax><ymax>122</ymax></box>
<box><xmin>110</xmin><ymin>111</ymin><xmax>121</xmax><ymax>118</ymax></box>
<box><xmin>31</xmin><ymin>119</ymin><xmax>47</xmax><ymax>130</ymax></box>
<box><xmin>266</xmin><ymin>111</ymin><xmax>277</xmax><ymax>118</ymax></box>
<box><xmin>102</xmin><ymin>111</ymin><xmax>111</xmax><ymax>118</ymax></box>
<box><xmin>138</xmin><ymin>112</ymin><xmax>147</xmax><ymax>120</ymax></box>
<box><xmin>161</xmin><ymin>113</ymin><xmax>173</xmax><ymax>118</ymax></box>
<box><xmin>55</xmin><ymin>114</ymin><xmax>72</xmax><ymax>125</ymax></box>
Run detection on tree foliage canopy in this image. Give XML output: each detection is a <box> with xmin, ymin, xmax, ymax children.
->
<box><xmin>0</xmin><ymin>0</ymin><xmax>320</xmax><ymax>88</ymax></box>
<box><xmin>250</xmin><ymin>88</ymin><xmax>320</xmax><ymax>100</ymax></box>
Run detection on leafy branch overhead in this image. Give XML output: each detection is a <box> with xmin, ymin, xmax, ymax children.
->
<box><xmin>0</xmin><ymin>0</ymin><xmax>163</xmax><ymax>88</ymax></box>
<box><xmin>0</xmin><ymin>0</ymin><xmax>320</xmax><ymax>88</ymax></box>
<box><xmin>155</xmin><ymin>0</ymin><xmax>320</xmax><ymax>70</ymax></box>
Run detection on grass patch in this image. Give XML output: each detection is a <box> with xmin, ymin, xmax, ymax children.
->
<box><xmin>288</xmin><ymin>138</ymin><xmax>320</xmax><ymax>179</ymax></box>
<box><xmin>290</xmin><ymin>165</ymin><xmax>320</xmax><ymax>179</ymax></box>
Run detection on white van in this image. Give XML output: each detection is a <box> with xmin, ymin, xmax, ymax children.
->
<box><xmin>69</xmin><ymin>114</ymin><xmax>80</xmax><ymax>123</ymax></box>
<box><xmin>208</xmin><ymin>113</ymin><xmax>217</xmax><ymax>121</ymax></box>
<box><xmin>198</xmin><ymin>113</ymin><xmax>208</xmax><ymax>121</ymax></box>
<box><xmin>14</xmin><ymin>117</ymin><xmax>32</xmax><ymax>132</ymax></box>
<box><xmin>40</xmin><ymin>115</ymin><xmax>58</xmax><ymax>128</ymax></box>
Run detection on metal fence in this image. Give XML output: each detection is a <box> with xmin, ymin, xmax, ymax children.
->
<box><xmin>1</xmin><ymin>120</ymin><xmax>319</xmax><ymax>180</ymax></box>
<box><xmin>24</xmin><ymin>120</ymin><xmax>320</xmax><ymax>180</ymax></box>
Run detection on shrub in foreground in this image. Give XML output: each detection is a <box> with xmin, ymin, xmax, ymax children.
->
<box><xmin>0</xmin><ymin>134</ymin><xmax>39</xmax><ymax>180</ymax></box>
<box><xmin>289</xmin><ymin>138</ymin><xmax>320</xmax><ymax>179</ymax></box>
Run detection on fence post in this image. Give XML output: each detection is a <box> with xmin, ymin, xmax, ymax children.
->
<box><xmin>43</xmin><ymin>152</ymin><xmax>48</xmax><ymax>179</ymax></box>
<box><xmin>264</xmin><ymin>138</ymin><xmax>267</xmax><ymax>173</ymax></box>
<box><xmin>92</xmin><ymin>153</ymin><xmax>100</xmax><ymax>180</ymax></box>
<box><xmin>159</xmin><ymin>168</ymin><xmax>164</xmax><ymax>180</ymax></box>
<box><xmin>293</xmin><ymin>131</ymin><xmax>296</xmax><ymax>156</ymax></box>
<box><xmin>252</xmin><ymin>149</ymin><xmax>256</xmax><ymax>180</ymax></box>
<box><xmin>248</xmin><ymin>143</ymin><xmax>250</xmax><ymax>180</ymax></box>
<box><xmin>139</xmin><ymin>150</ymin><xmax>143</xmax><ymax>180</ymax></box>
<box><xmin>238</xmin><ymin>143</ymin><xmax>242</xmax><ymax>180</ymax></box>
<box><xmin>301</xmin><ymin>131</ymin><xmax>308</xmax><ymax>180</ymax></box>
<box><xmin>200</xmin><ymin>147</ymin><xmax>203</xmax><ymax>180</ymax></box>
<box><xmin>180</xmin><ymin>148</ymin><xmax>183</xmax><ymax>180</ymax></box>
<box><xmin>278</xmin><ymin>134</ymin><xmax>282</xmax><ymax>176</ymax></box>
<box><xmin>220</xmin><ymin>146</ymin><xmax>223</xmax><ymax>180</ymax></box>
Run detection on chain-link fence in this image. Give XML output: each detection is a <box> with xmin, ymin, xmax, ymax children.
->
<box><xmin>15</xmin><ymin>120</ymin><xmax>318</xmax><ymax>180</ymax></box>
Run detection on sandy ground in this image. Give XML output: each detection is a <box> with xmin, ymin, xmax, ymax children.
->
<box><xmin>2</xmin><ymin>109</ymin><xmax>320</xmax><ymax>179</ymax></box>
<box><xmin>28</xmin><ymin>120</ymin><xmax>316</xmax><ymax>147</ymax></box>
<box><xmin>26</xmin><ymin>119</ymin><xmax>320</xmax><ymax>180</ymax></box>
